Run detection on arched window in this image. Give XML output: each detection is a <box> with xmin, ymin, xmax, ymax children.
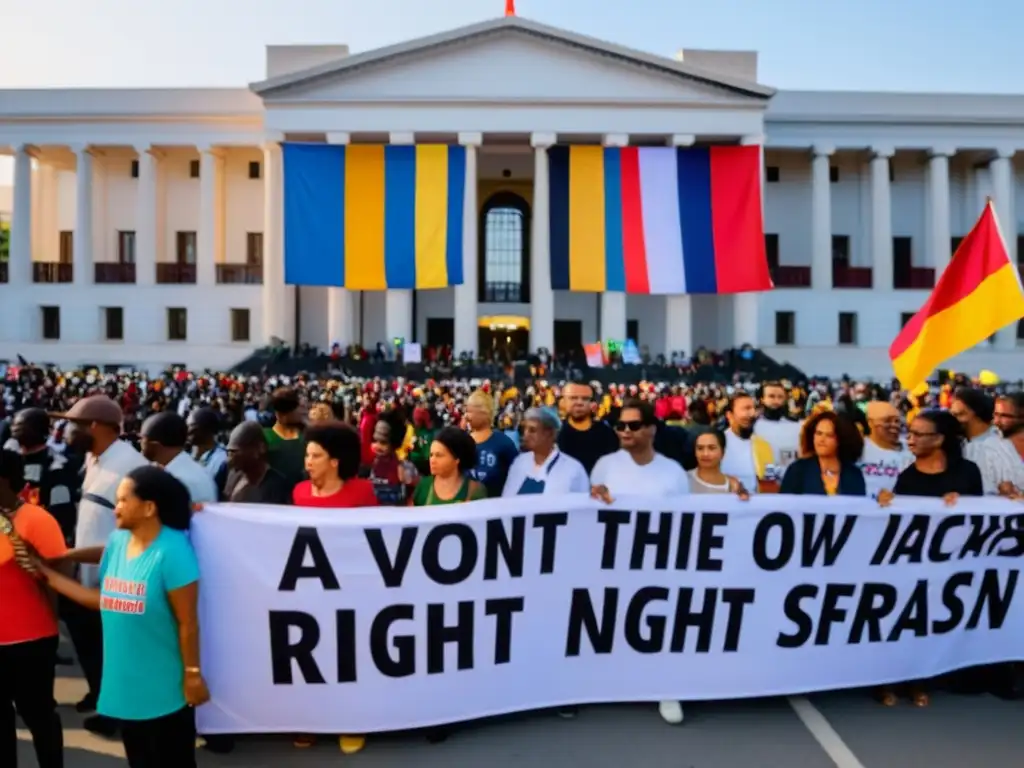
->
<box><xmin>478</xmin><ymin>192</ymin><xmax>531</xmax><ymax>303</ymax></box>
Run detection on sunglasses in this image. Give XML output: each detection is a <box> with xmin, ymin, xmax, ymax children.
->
<box><xmin>614</xmin><ymin>420</ymin><xmax>647</xmax><ymax>432</ymax></box>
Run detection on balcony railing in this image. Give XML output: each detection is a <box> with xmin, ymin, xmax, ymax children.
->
<box><xmin>33</xmin><ymin>263</ymin><xmax>73</xmax><ymax>284</ymax></box>
<box><xmin>216</xmin><ymin>264</ymin><xmax>263</xmax><ymax>284</ymax></box>
<box><xmin>894</xmin><ymin>267</ymin><xmax>936</xmax><ymax>290</ymax></box>
<box><xmin>0</xmin><ymin>262</ymin><xmax>7</xmax><ymax>283</ymax></box>
<box><xmin>95</xmin><ymin>263</ymin><xmax>137</xmax><ymax>284</ymax></box>
<box><xmin>157</xmin><ymin>263</ymin><xmax>197</xmax><ymax>284</ymax></box>
<box><xmin>832</xmin><ymin>262</ymin><xmax>873</xmax><ymax>289</ymax></box>
<box><xmin>482</xmin><ymin>280</ymin><xmax>526</xmax><ymax>302</ymax></box>
<box><xmin>770</xmin><ymin>266</ymin><xmax>811</xmax><ymax>288</ymax></box>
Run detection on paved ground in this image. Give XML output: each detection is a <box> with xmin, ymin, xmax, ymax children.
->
<box><xmin>18</xmin><ymin>661</ymin><xmax>1024</xmax><ymax>767</ymax></box>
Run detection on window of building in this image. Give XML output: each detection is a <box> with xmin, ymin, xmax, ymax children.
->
<box><xmin>130</xmin><ymin>160</ymin><xmax>139</xmax><ymax>179</ymax></box>
<box><xmin>888</xmin><ymin>159</ymin><xmax>895</xmax><ymax>183</ymax></box>
<box><xmin>117</xmin><ymin>231</ymin><xmax>136</xmax><ymax>264</ymax></box>
<box><xmin>765</xmin><ymin>233</ymin><xmax>779</xmax><ymax>271</ymax></box>
<box><xmin>246</xmin><ymin>232</ymin><xmax>263</xmax><ymax>265</ymax></box>
<box><xmin>900</xmin><ymin>312</ymin><xmax>915</xmax><ymax>328</ymax></box>
<box><xmin>951</xmin><ymin>236</ymin><xmax>964</xmax><ymax>255</ymax></box>
<box><xmin>248</xmin><ymin>161</ymin><xmax>261</xmax><ymax>180</ymax></box>
<box><xmin>230</xmin><ymin>309</ymin><xmax>250</xmax><ymax>342</ymax></box>
<box><xmin>893</xmin><ymin>236</ymin><xmax>912</xmax><ymax>288</ymax></box>
<box><xmin>1018</xmin><ymin>319</ymin><xmax>1024</xmax><ymax>341</ymax></box>
<box><xmin>58</xmin><ymin>231</ymin><xmax>73</xmax><ymax>264</ymax></box>
<box><xmin>626</xmin><ymin>319</ymin><xmax>639</xmax><ymax>344</ymax></box>
<box><xmin>104</xmin><ymin>307</ymin><xmax>124</xmax><ymax>340</ymax></box>
<box><xmin>765</xmin><ymin>166</ymin><xmax>780</xmax><ymax>183</ymax></box>
<box><xmin>176</xmin><ymin>231</ymin><xmax>197</xmax><ymax>265</ymax></box>
<box><xmin>479</xmin><ymin>193</ymin><xmax>530</xmax><ymax>303</ymax></box>
<box><xmin>189</xmin><ymin>159</ymin><xmax>200</xmax><ymax>179</ymax></box>
<box><xmin>41</xmin><ymin>306</ymin><xmax>60</xmax><ymax>340</ymax></box>
<box><xmin>838</xmin><ymin>312</ymin><xmax>857</xmax><ymax>345</ymax></box>
<box><xmin>829</xmin><ymin>166</ymin><xmax>839</xmax><ymax>183</ymax></box>
<box><xmin>774</xmin><ymin>311</ymin><xmax>795</xmax><ymax>345</ymax></box>
<box><xmin>167</xmin><ymin>308</ymin><xmax>188</xmax><ymax>341</ymax></box>
<box><xmin>832</xmin><ymin>235</ymin><xmax>850</xmax><ymax>263</ymax></box>
<box><xmin>1017</xmin><ymin>236</ymin><xmax>1024</xmax><ymax>266</ymax></box>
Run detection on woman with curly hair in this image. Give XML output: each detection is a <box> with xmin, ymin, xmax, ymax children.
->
<box><xmin>780</xmin><ymin>411</ymin><xmax>867</xmax><ymax>496</ymax></box>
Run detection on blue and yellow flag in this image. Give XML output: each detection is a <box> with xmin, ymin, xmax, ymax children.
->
<box><xmin>282</xmin><ymin>143</ymin><xmax>466</xmax><ymax>289</ymax></box>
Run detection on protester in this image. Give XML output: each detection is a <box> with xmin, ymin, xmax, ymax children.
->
<box><xmin>687</xmin><ymin>428</ymin><xmax>750</xmax><ymax>497</ymax></box>
<box><xmin>33</xmin><ymin>465</ymin><xmax>207</xmax><ymax>767</ymax></box>
<box><xmin>502</xmin><ymin>407</ymin><xmax>589</xmax><ymax>496</ymax></box>
<box><xmin>140</xmin><ymin>412</ymin><xmax>218</xmax><ymax>504</ymax></box>
<box><xmin>412</xmin><ymin>426</ymin><xmax>488</xmax><ymax>505</ymax></box>
<box><xmin>858</xmin><ymin>401</ymin><xmax>913</xmax><ymax>500</ymax></box>
<box><xmin>950</xmin><ymin>387</ymin><xmax>1024</xmax><ymax>494</ymax></box>
<box><xmin>993</xmin><ymin>393</ymin><xmax>1022</xmax><ymax>437</ymax></box>
<box><xmin>263</xmin><ymin>387</ymin><xmax>307</xmax><ymax>488</ymax></box>
<box><xmin>186</xmin><ymin>407</ymin><xmax>229</xmax><ymax>499</ymax></box>
<box><xmin>717</xmin><ymin>393</ymin><xmax>777</xmax><ymax>493</ymax></box>
<box><xmin>223</xmin><ymin>422</ymin><xmax>293</xmax><ymax>504</ymax></box>
<box><xmin>54</xmin><ymin>395</ymin><xmax>148</xmax><ymax>737</ymax></box>
<box><xmin>780</xmin><ymin>411</ymin><xmax>867</xmax><ymax>496</ymax></box>
<box><xmin>557</xmin><ymin>382</ymin><xmax>619</xmax><ymax>474</ymax></box>
<box><xmin>369</xmin><ymin>409</ymin><xmax>419</xmax><ymax>505</ymax></box>
<box><xmin>753</xmin><ymin>380</ymin><xmax>802</xmax><ymax>482</ymax></box>
<box><xmin>293</xmin><ymin>421</ymin><xmax>377</xmax><ymax>508</ymax></box>
<box><xmin>0</xmin><ymin>448</ymin><xmax>66</xmax><ymax>768</ymax></box>
<box><xmin>465</xmin><ymin>389</ymin><xmax>518</xmax><ymax>497</ymax></box>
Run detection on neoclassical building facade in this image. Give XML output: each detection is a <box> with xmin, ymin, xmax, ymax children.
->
<box><xmin>1</xmin><ymin>15</ymin><xmax>1023</xmax><ymax>377</ymax></box>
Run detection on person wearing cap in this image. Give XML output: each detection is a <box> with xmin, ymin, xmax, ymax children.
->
<box><xmin>502</xmin><ymin>407</ymin><xmax>588</xmax><ymax>497</ymax></box>
<box><xmin>950</xmin><ymin>387</ymin><xmax>1024</xmax><ymax>495</ymax></box>
<box><xmin>186</xmin><ymin>407</ymin><xmax>228</xmax><ymax>500</ymax></box>
<box><xmin>140</xmin><ymin>413</ymin><xmax>218</xmax><ymax>505</ymax></box>
<box><xmin>53</xmin><ymin>394</ymin><xmax>147</xmax><ymax>737</ymax></box>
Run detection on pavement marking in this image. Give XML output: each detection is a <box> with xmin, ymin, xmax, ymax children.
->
<box><xmin>787</xmin><ymin>696</ymin><xmax>867</xmax><ymax>768</ymax></box>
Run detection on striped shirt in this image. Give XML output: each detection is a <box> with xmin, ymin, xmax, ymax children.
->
<box><xmin>963</xmin><ymin>427</ymin><xmax>1024</xmax><ymax>495</ymax></box>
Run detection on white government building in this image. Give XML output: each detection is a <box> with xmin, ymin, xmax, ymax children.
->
<box><xmin>2</xmin><ymin>15</ymin><xmax>1023</xmax><ymax>377</ymax></box>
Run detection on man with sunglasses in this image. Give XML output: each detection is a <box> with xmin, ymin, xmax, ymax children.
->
<box><xmin>589</xmin><ymin>398</ymin><xmax>689</xmax><ymax>726</ymax></box>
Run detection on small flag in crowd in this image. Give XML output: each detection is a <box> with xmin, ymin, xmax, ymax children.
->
<box><xmin>622</xmin><ymin>339</ymin><xmax>642</xmax><ymax>364</ymax></box>
<box><xmin>282</xmin><ymin>143</ymin><xmax>466</xmax><ymax>290</ymax></box>
<box><xmin>549</xmin><ymin>145</ymin><xmax>771</xmax><ymax>295</ymax></box>
<box><xmin>890</xmin><ymin>200</ymin><xmax>1024</xmax><ymax>390</ymax></box>
<box><xmin>583</xmin><ymin>342</ymin><xmax>606</xmax><ymax>368</ymax></box>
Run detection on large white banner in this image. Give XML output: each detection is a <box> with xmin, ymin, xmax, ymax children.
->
<box><xmin>191</xmin><ymin>495</ymin><xmax>1024</xmax><ymax>734</ymax></box>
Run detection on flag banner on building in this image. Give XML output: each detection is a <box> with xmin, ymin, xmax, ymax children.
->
<box><xmin>192</xmin><ymin>495</ymin><xmax>1023</xmax><ymax>735</ymax></box>
<box><xmin>548</xmin><ymin>145</ymin><xmax>771</xmax><ymax>295</ymax></box>
<box><xmin>282</xmin><ymin>143</ymin><xmax>467</xmax><ymax>290</ymax></box>
<box><xmin>890</xmin><ymin>200</ymin><xmax>1024</xmax><ymax>390</ymax></box>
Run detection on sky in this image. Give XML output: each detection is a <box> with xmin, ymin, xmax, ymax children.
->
<box><xmin>2</xmin><ymin>0</ymin><xmax>1021</xmax><ymax>92</ymax></box>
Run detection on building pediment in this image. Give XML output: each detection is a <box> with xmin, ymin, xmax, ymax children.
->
<box><xmin>251</xmin><ymin>17</ymin><xmax>774</xmax><ymax>106</ymax></box>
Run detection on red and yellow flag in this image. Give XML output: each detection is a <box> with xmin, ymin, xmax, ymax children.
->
<box><xmin>890</xmin><ymin>201</ymin><xmax>1024</xmax><ymax>390</ymax></box>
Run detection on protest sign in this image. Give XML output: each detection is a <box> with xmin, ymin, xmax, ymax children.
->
<box><xmin>191</xmin><ymin>494</ymin><xmax>1024</xmax><ymax>734</ymax></box>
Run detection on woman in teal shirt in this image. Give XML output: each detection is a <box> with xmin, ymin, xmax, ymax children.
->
<box><xmin>35</xmin><ymin>466</ymin><xmax>208</xmax><ymax>767</ymax></box>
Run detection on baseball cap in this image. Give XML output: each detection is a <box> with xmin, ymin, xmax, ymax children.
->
<box><xmin>49</xmin><ymin>395</ymin><xmax>124</xmax><ymax>426</ymax></box>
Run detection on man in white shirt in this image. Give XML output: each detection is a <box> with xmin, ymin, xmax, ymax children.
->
<box><xmin>720</xmin><ymin>393</ymin><xmax>776</xmax><ymax>493</ymax></box>
<box><xmin>502</xmin><ymin>407</ymin><xmax>589</xmax><ymax>496</ymax></box>
<box><xmin>858</xmin><ymin>401</ymin><xmax>913</xmax><ymax>500</ymax></box>
<box><xmin>52</xmin><ymin>394</ymin><xmax>148</xmax><ymax>736</ymax></box>
<box><xmin>753</xmin><ymin>381</ymin><xmax>802</xmax><ymax>484</ymax></box>
<box><xmin>589</xmin><ymin>399</ymin><xmax>689</xmax><ymax>726</ymax></box>
<box><xmin>951</xmin><ymin>387</ymin><xmax>1024</xmax><ymax>495</ymax></box>
<box><xmin>140</xmin><ymin>412</ymin><xmax>218</xmax><ymax>504</ymax></box>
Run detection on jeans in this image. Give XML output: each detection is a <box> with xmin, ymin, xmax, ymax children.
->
<box><xmin>0</xmin><ymin>634</ymin><xmax>64</xmax><ymax>768</ymax></box>
<box><xmin>121</xmin><ymin>706</ymin><xmax>197</xmax><ymax>768</ymax></box>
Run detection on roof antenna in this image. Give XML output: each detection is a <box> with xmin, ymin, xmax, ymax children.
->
<box><xmin>505</xmin><ymin>0</ymin><xmax>516</xmax><ymax>16</ymax></box>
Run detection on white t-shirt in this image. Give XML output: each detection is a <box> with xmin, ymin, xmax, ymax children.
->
<box><xmin>754</xmin><ymin>418</ymin><xmax>802</xmax><ymax>482</ymax></box>
<box><xmin>165</xmin><ymin>451</ymin><xmax>219</xmax><ymax>504</ymax></box>
<box><xmin>720</xmin><ymin>431</ymin><xmax>759</xmax><ymax>494</ymax></box>
<box><xmin>857</xmin><ymin>440</ymin><xmax>913</xmax><ymax>500</ymax></box>
<box><xmin>502</xmin><ymin>449</ymin><xmax>590</xmax><ymax>496</ymax></box>
<box><xmin>590</xmin><ymin>450</ymin><xmax>689</xmax><ymax>497</ymax></box>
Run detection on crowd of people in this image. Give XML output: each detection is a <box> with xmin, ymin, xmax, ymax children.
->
<box><xmin>2</xmin><ymin>361</ymin><xmax>1024</xmax><ymax>767</ymax></box>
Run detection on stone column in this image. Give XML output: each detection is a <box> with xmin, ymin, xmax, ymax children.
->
<box><xmin>35</xmin><ymin>162</ymin><xmax>59</xmax><ymax>263</ymax></box>
<box><xmin>991</xmin><ymin>148</ymin><xmax>1018</xmax><ymax>350</ymax></box>
<box><xmin>262</xmin><ymin>139</ymin><xmax>291</xmax><ymax>344</ymax></box>
<box><xmin>928</xmin><ymin>148</ymin><xmax>953</xmax><ymax>277</ymax></box>
<box><xmin>870</xmin><ymin>146</ymin><xmax>894</xmax><ymax>291</ymax></box>
<box><xmin>325</xmin><ymin>132</ymin><xmax>356</xmax><ymax>348</ymax></box>
<box><xmin>599</xmin><ymin>133</ymin><xmax>629</xmax><ymax>346</ymax></box>
<box><xmin>135</xmin><ymin>145</ymin><xmax>158</xmax><ymax>285</ymax></box>
<box><xmin>530</xmin><ymin>132</ymin><xmax>557</xmax><ymax>354</ymax></box>
<box><xmin>196</xmin><ymin>146</ymin><xmax>220</xmax><ymax>286</ymax></box>
<box><xmin>10</xmin><ymin>144</ymin><xmax>33</xmax><ymax>285</ymax></box>
<box><xmin>810</xmin><ymin>145</ymin><xmax>834</xmax><ymax>290</ymax></box>
<box><xmin>72</xmin><ymin>145</ymin><xmax>94</xmax><ymax>286</ymax></box>
<box><xmin>384</xmin><ymin>132</ymin><xmax>416</xmax><ymax>347</ymax></box>
<box><xmin>454</xmin><ymin>132</ymin><xmax>482</xmax><ymax>357</ymax></box>
<box><xmin>732</xmin><ymin>134</ymin><xmax>764</xmax><ymax>348</ymax></box>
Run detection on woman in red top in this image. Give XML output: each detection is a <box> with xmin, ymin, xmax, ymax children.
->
<box><xmin>293</xmin><ymin>421</ymin><xmax>378</xmax><ymax>509</ymax></box>
<box><xmin>0</xmin><ymin>448</ymin><xmax>67</xmax><ymax>768</ymax></box>
<box><xmin>292</xmin><ymin>421</ymin><xmax>375</xmax><ymax>753</ymax></box>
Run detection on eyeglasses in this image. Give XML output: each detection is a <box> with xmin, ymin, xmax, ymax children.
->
<box><xmin>614</xmin><ymin>420</ymin><xmax>646</xmax><ymax>432</ymax></box>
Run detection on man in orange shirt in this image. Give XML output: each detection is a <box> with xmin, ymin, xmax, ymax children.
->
<box><xmin>0</xmin><ymin>448</ymin><xmax>68</xmax><ymax>768</ymax></box>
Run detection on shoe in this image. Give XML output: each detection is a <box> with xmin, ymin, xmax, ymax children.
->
<box><xmin>556</xmin><ymin>706</ymin><xmax>579</xmax><ymax>719</ymax></box>
<box><xmin>339</xmin><ymin>735</ymin><xmax>366</xmax><ymax>754</ymax></box>
<box><xmin>203</xmin><ymin>735</ymin><xmax>236</xmax><ymax>753</ymax></box>
<box><xmin>658</xmin><ymin>700</ymin><xmax>684</xmax><ymax>724</ymax></box>
<box><xmin>75</xmin><ymin>694</ymin><xmax>98</xmax><ymax>713</ymax></box>
<box><xmin>83</xmin><ymin>714</ymin><xmax>119</xmax><ymax>738</ymax></box>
